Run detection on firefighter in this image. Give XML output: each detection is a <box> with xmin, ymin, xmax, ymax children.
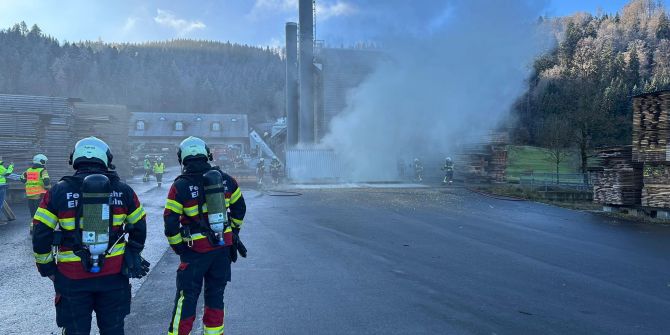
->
<box><xmin>164</xmin><ymin>136</ymin><xmax>246</xmax><ymax>335</ymax></box>
<box><xmin>154</xmin><ymin>156</ymin><xmax>165</xmax><ymax>187</ymax></box>
<box><xmin>32</xmin><ymin>137</ymin><xmax>149</xmax><ymax>335</ymax></box>
<box><xmin>21</xmin><ymin>154</ymin><xmax>50</xmax><ymax>234</ymax></box>
<box><xmin>413</xmin><ymin>158</ymin><xmax>424</xmax><ymax>182</ymax></box>
<box><xmin>143</xmin><ymin>155</ymin><xmax>152</xmax><ymax>182</ymax></box>
<box><xmin>256</xmin><ymin>157</ymin><xmax>265</xmax><ymax>186</ymax></box>
<box><xmin>0</xmin><ymin>157</ymin><xmax>14</xmax><ymax>222</ymax></box>
<box><xmin>269</xmin><ymin>156</ymin><xmax>282</xmax><ymax>185</ymax></box>
<box><xmin>442</xmin><ymin>157</ymin><xmax>454</xmax><ymax>185</ymax></box>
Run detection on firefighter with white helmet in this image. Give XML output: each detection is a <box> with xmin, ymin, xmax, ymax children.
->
<box><xmin>20</xmin><ymin>154</ymin><xmax>50</xmax><ymax>234</ymax></box>
<box><xmin>164</xmin><ymin>136</ymin><xmax>247</xmax><ymax>335</ymax></box>
<box><xmin>32</xmin><ymin>136</ymin><xmax>149</xmax><ymax>334</ymax></box>
<box><xmin>442</xmin><ymin>157</ymin><xmax>454</xmax><ymax>185</ymax></box>
<box><xmin>270</xmin><ymin>156</ymin><xmax>282</xmax><ymax>185</ymax></box>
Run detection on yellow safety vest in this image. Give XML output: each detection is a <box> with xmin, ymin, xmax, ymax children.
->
<box><xmin>153</xmin><ymin>162</ymin><xmax>165</xmax><ymax>174</ymax></box>
<box><xmin>25</xmin><ymin>167</ymin><xmax>48</xmax><ymax>198</ymax></box>
<box><xmin>0</xmin><ymin>162</ymin><xmax>13</xmax><ymax>185</ymax></box>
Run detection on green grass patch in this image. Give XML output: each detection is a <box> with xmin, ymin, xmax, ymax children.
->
<box><xmin>506</xmin><ymin>145</ymin><xmax>580</xmax><ymax>182</ymax></box>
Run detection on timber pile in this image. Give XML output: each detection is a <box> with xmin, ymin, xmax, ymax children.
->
<box><xmin>592</xmin><ymin>146</ymin><xmax>643</xmax><ymax>205</ymax></box>
<box><xmin>632</xmin><ymin>91</ymin><xmax>670</xmax><ymax>162</ymax></box>
<box><xmin>0</xmin><ymin>94</ymin><xmax>75</xmax><ymax>189</ymax></box>
<box><xmin>73</xmin><ymin>103</ymin><xmax>131</xmax><ymax>180</ymax></box>
<box><xmin>631</xmin><ymin>90</ymin><xmax>670</xmax><ymax>208</ymax></box>
<box><xmin>458</xmin><ymin>142</ymin><xmax>508</xmax><ymax>183</ymax></box>
<box><xmin>489</xmin><ymin>146</ymin><xmax>508</xmax><ymax>182</ymax></box>
<box><xmin>641</xmin><ymin>163</ymin><xmax>670</xmax><ymax>207</ymax></box>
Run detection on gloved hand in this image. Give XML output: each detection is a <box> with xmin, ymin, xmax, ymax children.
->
<box><xmin>172</xmin><ymin>242</ymin><xmax>189</xmax><ymax>255</ymax></box>
<box><xmin>230</xmin><ymin>229</ymin><xmax>247</xmax><ymax>263</ymax></box>
<box><xmin>73</xmin><ymin>249</ymin><xmax>92</xmax><ymax>272</ymax></box>
<box><xmin>122</xmin><ymin>242</ymin><xmax>150</xmax><ymax>279</ymax></box>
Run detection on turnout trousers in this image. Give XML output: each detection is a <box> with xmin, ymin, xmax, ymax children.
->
<box><xmin>54</xmin><ymin>273</ymin><xmax>131</xmax><ymax>335</ymax></box>
<box><xmin>169</xmin><ymin>247</ymin><xmax>231</xmax><ymax>335</ymax></box>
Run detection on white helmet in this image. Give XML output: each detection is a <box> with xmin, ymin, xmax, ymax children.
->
<box><xmin>70</xmin><ymin>137</ymin><xmax>112</xmax><ymax>168</ymax></box>
<box><xmin>33</xmin><ymin>154</ymin><xmax>48</xmax><ymax>165</ymax></box>
<box><xmin>178</xmin><ymin>136</ymin><xmax>211</xmax><ymax>163</ymax></box>
<box><xmin>446</xmin><ymin>157</ymin><xmax>452</xmax><ymax>162</ymax></box>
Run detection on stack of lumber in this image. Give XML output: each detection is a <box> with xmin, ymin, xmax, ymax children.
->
<box><xmin>632</xmin><ymin>91</ymin><xmax>670</xmax><ymax>162</ymax></box>
<box><xmin>0</xmin><ymin>94</ymin><xmax>75</xmax><ymax>189</ymax></box>
<box><xmin>489</xmin><ymin>146</ymin><xmax>508</xmax><ymax>182</ymax></box>
<box><xmin>73</xmin><ymin>103</ymin><xmax>131</xmax><ymax>180</ymax></box>
<box><xmin>592</xmin><ymin>146</ymin><xmax>643</xmax><ymax>205</ymax></box>
<box><xmin>632</xmin><ymin>90</ymin><xmax>670</xmax><ymax>208</ymax></box>
<box><xmin>641</xmin><ymin>163</ymin><xmax>670</xmax><ymax>207</ymax></box>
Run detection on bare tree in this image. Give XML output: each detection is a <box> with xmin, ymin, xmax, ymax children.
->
<box><xmin>541</xmin><ymin>115</ymin><xmax>573</xmax><ymax>184</ymax></box>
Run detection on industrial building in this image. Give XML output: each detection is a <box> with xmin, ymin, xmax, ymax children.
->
<box><xmin>128</xmin><ymin>112</ymin><xmax>250</xmax><ymax>161</ymax></box>
<box><xmin>283</xmin><ymin>0</ymin><xmax>384</xmax><ymax>181</ymax></box>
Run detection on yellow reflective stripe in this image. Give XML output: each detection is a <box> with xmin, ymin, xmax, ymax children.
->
<box><xmin>34</xmin><ymin>208</ymin><xmax>57</xmax><ymax>229</ymax></box>
<box><xmin>171</xmin><ymin>291</ymin><xmax>185</xmax><ymax>334</ymax></box>
<box><xmin>184</xmin><ymin>203</ymin><xmax>209</xmax><ymax>217</ymax></box>
<box><xmin>167</xmin><ymin>234</ymin><xmax>183</xmax><ymax>245</ymax></box>
<box><xmin>113</xmin><ymin>214</ymin><xmax>127</xmax><ymax>226</ymax></box>
<box><xmin>59</xmin><ymin>217</ymin><xmax>75</xmax><ymax>230</ymax></box>
<box><xmin>34</xmin><ymin>252</ymin><xmax>54</xmax><ymax>264</ymax></box>
<box><xmin>107</xmin><ymin>243</ymin><xmax>126</xmax><ymax>257</ymax></box>
<box><xmin>57</xmin><ymin>243</ymin><xmax>126</xmax><ymax>262</ymax></box>
<box><xmin>224</xmin><ymin>226</ymin><xmax>232</xmax><ymax>233</ymax></box>
<box><xmin>165</xmin><ymin>199</ymin><xmax>183</xmax><ymax>215</ymax></box>
<box><xmin>191</xmin><ymin>233</ymin><xmax>207</xmax><ymax>241</ymax></box>
<box><xmin>231</xmin><ymin>217</ymin><xmax>243</xmax><ymax>228</ymax></box>
<box><xmin>204</xmin><ymin>324</ymin><xmax>224</xmax><ymax>335</ymax></box>
<box><xmin>57</xmin><ymin>251</ymin><xmax>80</xmax><ymax>263</ymax></box>
<box><xmin>230</xmin><ymin>188</ymin><xmax>242</xmax><ymax>204</ymax></box>
<box><xmin>126</xmin><ymin>206</ymin><xmax>145</xmax><ymax>224</ymax></box>
<box><xmin>183</xmin><ymin>204</ymin><xmax>198</xmax><ymax>217</ymax></box>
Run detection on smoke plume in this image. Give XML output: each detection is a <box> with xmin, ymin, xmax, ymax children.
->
<box><xmin>321</xmin><ymin>0</ymin><xmax>549</xmax><ymax>181</ymax></box>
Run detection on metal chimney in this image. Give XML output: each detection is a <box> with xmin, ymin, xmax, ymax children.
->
<box><xmin>298</xmin><ymin>0</ymin><xmax>315</xmax><ymax>144</ymax></box>
<box><xmin>285</xmin><ymin>22</ymin><xmax>299</xmax><ymax>147</ymax></box>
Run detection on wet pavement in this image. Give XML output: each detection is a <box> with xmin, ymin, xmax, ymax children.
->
<box><xmin>2</xmin><ymin>180</ymin><xmax>670</xmax><ymax>334</ymax></box>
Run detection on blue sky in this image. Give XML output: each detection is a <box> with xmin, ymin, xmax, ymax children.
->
<box><xmin>0</xmin><ymin>0</ymin><xmax>666</xmax><ymax>46</ymax></box>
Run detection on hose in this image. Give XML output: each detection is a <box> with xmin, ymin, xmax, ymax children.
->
<box><xmin>261</xmin><ymin>189</ymin><xmax>303</xmax><ymax>197</ymax></box>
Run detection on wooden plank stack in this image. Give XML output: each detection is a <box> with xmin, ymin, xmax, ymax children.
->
<box><xmin>0</xmin><ymin>95</ymin><xmax>134</xmax><ymax>192</ymax></box>
<box><xmin>458</xmin><ymin>139</ymin><xmax>508</xmax><ymax>183</ymax></box>
<box><xmin>73</xmin><ymin>103</ymin><xmax>131</xmax><ymax>180</ymax></box>
<box><xmin>632</xmin><ymin>90</ymin><xmax>670</xmax><ymax>208</ymax></box>
<box><xmin>592</xmin><ymin>146</ymin><xmax>643</xmax><ymax>205</ymax></box>
<box><xmin>641</xmin><ymin>163</ymin><xmax>670</xmax><ymax>207</ymax></box>
<box><xmin>0</xmin><ymin>94</ymin><xmax>75</xmax><ymax>190</ymax></box>
<box><xmin>632</xmin><ymin>91</ymin><xmax>670</xmax><ymax>162</ymax></box>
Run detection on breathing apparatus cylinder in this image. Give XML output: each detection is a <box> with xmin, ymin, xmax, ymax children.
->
<box><xmin>80</xmin><ymin>174</ymin><xmax>112</xmax><ymax>273</ymax></box>
<box><xmin>203</xmin><ymin>170</ymin><xmax>228</xmax><ymax>246</ymax></box>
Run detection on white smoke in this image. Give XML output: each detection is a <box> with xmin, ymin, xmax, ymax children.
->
<box><xmin>321</xmin><ymin>0</ymin><xmax>549</xmax><ymax>181</ymax></box>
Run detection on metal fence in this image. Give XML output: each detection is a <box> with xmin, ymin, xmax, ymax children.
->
<box><xmin>286</xmin><ymin>149</ymin><xmax>346</xmax><ymax>182</ymax></box>
<box><xmin>519</xmin><ymin>172</ymin><xmax>593</xmax><ymax>191</ymax></box>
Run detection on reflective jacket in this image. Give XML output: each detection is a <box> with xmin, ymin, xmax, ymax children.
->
<box><xmin>153</xmin><ymin>162</ymin><xmax>165</xmax><ymax>174</ymax></box>
<box><xmin>0</xmin><ymin>161</ymin><xmax>13</xmax><ymax>185</ymax></box>
<box><xmin>32</xmin><ymin>168</ymin><xmax>147</xmax><ymax>280</ymax></box>
<box><xmin>144</xmin><ymin>159</ymin><xmax>151</xmax><ymax>170</ymax></box>
<box><xmin>21</xmin><ymin>165</ymin><xmax>50</xmax><ymax>198</ymax></box>
<box><xmin>164</xmin><ymin>161</ymin><xmax>246</xmax><ymax>253</ymax></box>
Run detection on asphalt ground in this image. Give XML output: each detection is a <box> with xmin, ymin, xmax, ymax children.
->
<box><xmin>128</xmin><ymin>185</ymin><xmax>670</xmax><ymax>335</ymax></box>
<box><xmin>2</xmin><ymin>180</ymin><xmax>670</xmax><ymax>334</ymax></box>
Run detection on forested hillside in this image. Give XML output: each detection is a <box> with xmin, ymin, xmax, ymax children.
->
<box><xmin>0</xmin><ymin>22</ymin><xmax>285</xmax><ymax>124</ymax></box>
<box><xmin>513</xmin><ymin>0</ymin><xmax>670</xmax><ymax>172</ymax></box>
